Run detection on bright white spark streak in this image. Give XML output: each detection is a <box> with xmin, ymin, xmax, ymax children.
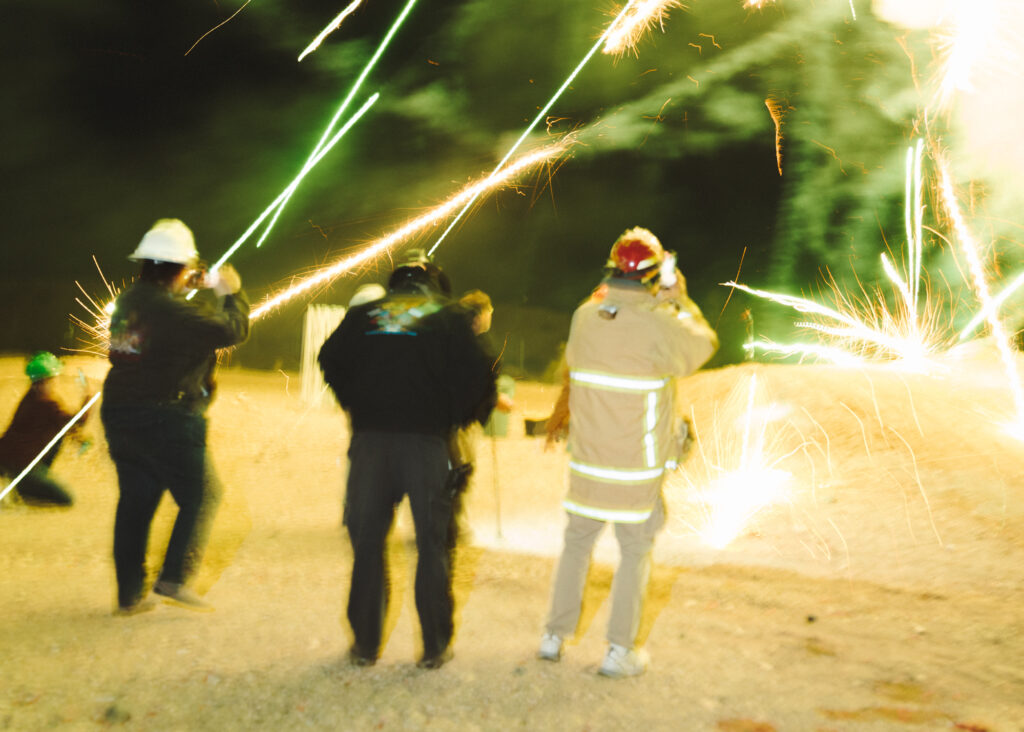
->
<box><xmin>208</xmin><ymin>92</ymin><xmax>381</xmax><ymax>275</ymax></box>
<box><xmin>938</xmin><ymin>162</ymin><xmax>1024</xmax><ymax>436</ymax></box>
<box><xmin>602</xmin><ymin>0</ymin><xmax>682</xmax><ymax>56</ymax></box>
<box><xmin>0</xmin><ymin>393</ymin><xmax>101</xmax><ymax>502</ymax></box>
<box><xmin>959</xmin><ymin>269</ymin><xmax>1024</xmax><ymax>341</ymax></box>
<box><xmin>251</xmin><ymin>141</ymin><xmax>567</xmax><ymax>320</ymax></box>
<box><xmin>427</xmin><ymin>0</ymin><xmax>644</xmax><ymax>258</ymax></box>
<box><xmin>298</xmin><ymin>0</ymin><xmax>363</xmax><ymax>62</ymax></box>
<box><xmin>725</xmin><ymin>281</ymin><xmax>936</xmax><ymax>368</ymax></box>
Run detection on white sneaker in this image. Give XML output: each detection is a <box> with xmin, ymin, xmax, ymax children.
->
<box><xmin>537</xmin><ymin>633</ymin><xmax>563</xmax><ymax>661</ymax></box>
<box><xmin>598</xmin><ymin>643</ymin><xmax>648</xmax><ymax>678</ymax></box>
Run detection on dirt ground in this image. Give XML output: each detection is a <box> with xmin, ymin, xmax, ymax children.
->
<box><xmin>1</xmin><ymin>352</ymin><xmax>1022</xmax><ymax>731</ymax></box>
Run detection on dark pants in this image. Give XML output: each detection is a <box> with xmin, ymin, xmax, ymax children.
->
<box><xmin>344</xmin><ymin>431</ymin><xmax>453</xmax><ymax>660</ymax></box>
<box><xmin>5</xmin><ymin>442</ymin><xmax>74</xmax><ymax>507</ymax></box>
<box><xmin>102</xmin><ymin>405</ymin><xmax>223</xmax><ymax>608</ymax></box>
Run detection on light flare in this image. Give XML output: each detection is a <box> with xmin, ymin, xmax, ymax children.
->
<box><xmin>933</xmin><ymin>0</ymin><xmax>1001</xmax><ymax>109</ymax></box>
<box><xmin>602</xmin><ymin>1</ymin><xmax>683</xmax><ymax>57</ymax></box>
<box><xmin>937</xmin><ymin>159</ymin><xmax>1024</xmax><ymax>437</ymax></box>
<box><xmin>251</xmin><ymin>140</ymin><xmax>569</xmax><ymax>320</ymax></box>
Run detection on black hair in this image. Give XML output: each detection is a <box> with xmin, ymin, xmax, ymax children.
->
<box><xmin>139</xmin><ymin>260</ymin><xmax>187</xmax><ymax>287</ymax></box>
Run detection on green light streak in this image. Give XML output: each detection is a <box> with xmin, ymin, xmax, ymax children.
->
<box><xmin>255</xmin><ymin>0</ymin><xmax>420</xmax><ymax>249</ymax></box>
<box><xmin>427</xmin><ymin>0</ymin><xmax>643</xmax><ymax>258</ymax></box>
<box><xmin>209</xmin><ymin>92</ymin><xmax>380</xmax><ymax>274</ymax></box>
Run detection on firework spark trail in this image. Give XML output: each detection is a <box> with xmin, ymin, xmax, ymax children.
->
<box><xmin>426</xmin><ymin>0</ymin><xmax>650</xmax><ymax>258</ymax></box>
<box><xmin>298</xmin><ymin>0</ymin><xmax>364</xmax><ymax>62</ymax></box>
<box><xmin>185</xmin><ymin>0</ymin><xmax>252</xmax><ymax>57</ymax></box>
<box><xmin>725</xmin><ymin>143</ymin><xmax>946</xmax><ymax>370</ymax></box>
<box><xmin>959</xmin><ymin>269</ymin><xmax>1024</xmax><ymax>340</ymax></box>
<box><xmin>764</xmin><ymin>97</ymin><xmax>785</xmax><ymax>175</ymax></box>
<box><xmin>252</xmin><ymin>0</ymin><xmax>420</xmax><ymax>251</ymax></box>
<box><xmin>725</xmin><ymin>281</ymin><xmax>938</xmax><ymax>368</ymax></box>
<box><xmin>602</xmin><ymin>0</ymin><xmax>682</xmax><ymax>57</ymax></box>
<box><xmin>251</xmin><ymin>141</ymin><xmax>568</xmax><ymax>320</ymax></box>
<box><xmin>0</xmin><ymin>393</ymin><xmax>101</xmax><ymax>503</ymax></box>
<box><xmin>937</xmin><ymin>161</ymin><xmax>1024</xmax><ymax>436</ymax></box>
<box><xmin>207</xmin><ymin>92</ymin><xmax>381</xmax><ymax>277</ymax></box>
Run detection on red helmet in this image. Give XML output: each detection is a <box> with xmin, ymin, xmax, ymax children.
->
<box><xmin>606</xmin><ymin>227</ymin><xmax>664</xmax><ymax>281</ymax></box>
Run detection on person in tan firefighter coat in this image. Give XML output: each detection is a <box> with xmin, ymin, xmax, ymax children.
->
<box><xmin>538</xmin><ymin>226</ymin><xmax>718</xmax><ymax>678</ymax></box>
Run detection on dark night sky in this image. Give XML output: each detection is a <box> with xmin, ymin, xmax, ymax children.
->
<box><xmin>2</xmin><ymin>0</ymin><xmax>935</xmax><ymax>372</ymax></box>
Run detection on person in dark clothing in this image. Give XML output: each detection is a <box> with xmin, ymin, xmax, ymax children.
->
<box><xmin>445</xmin><ymin>290</ymin><xmax>512</xmax><ymax>553</ymax></box>
<box><xmin>101</xmin><ymin>219</ymin><xmax>250</xmax><ymax>615</ymax></box>
<box><xmin>0</xmin><ymin>352</ymin><xmax>93</xmax><ymax>507</ymax></box>
<box><xmin>318</xmin><ymin>259</ymin><xmax>494</xmax><ymax>669</ymax></box>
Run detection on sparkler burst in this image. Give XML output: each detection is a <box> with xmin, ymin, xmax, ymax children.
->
<box><xmin>250</xmin><ymin>140</ymin><xmax>570</xmax><ymax>321</ymax></box>
<box><xmin>68</xmin><ymin>257</ymin><xmax>122</xmax><ymax>357</ymax></box>
<box><xmin>724</xmin><ymin>141</ymin><xmax>953</xmax><ymax>373</ymax></box>
<box><xmin>602</xmin><ymin>0</ymin><xmax>683</xmax><ymax>57</ymax></box>
<box><xmin>667</xmin><ymin>372</ymin><xmax>803</xmax><ymax>550</ymax></box>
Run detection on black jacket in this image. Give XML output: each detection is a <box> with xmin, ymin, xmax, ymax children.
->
<box><xmin>318</xmin><ymin>293</ymin><xmax>495</xmax><ymax>437</ymax></box>
<box><xmin>102</xmin><ymin>282</ymin><xmax>250</xmax><ymax>414</ymax></box>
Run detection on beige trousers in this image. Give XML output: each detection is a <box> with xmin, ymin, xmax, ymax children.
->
<box><xmin>544</xmin><ymin>496</ymin><xmax>665</xmax><ymax>649</ymax></box>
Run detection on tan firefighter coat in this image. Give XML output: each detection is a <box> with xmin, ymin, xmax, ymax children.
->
<box><xmin>564</xmin><ymin>279</ymin><xmax>717</xmax><ymax>523</ymax></box>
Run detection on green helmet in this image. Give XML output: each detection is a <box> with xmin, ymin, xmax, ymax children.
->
<box><xmin>25</xmin><ymin>351</ymin><xmax>63</xmax><ymax>382</ymax></box>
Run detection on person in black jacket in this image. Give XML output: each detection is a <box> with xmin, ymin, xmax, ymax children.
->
<box><xmin>101</xmin><ymin>219</ymin><xmax>249</xmax><ymax>615</ymax></box>
<box><xmin>318</xmin><ymin>259</ymin><xmax>494</xmax><ymax>669</ymax></box>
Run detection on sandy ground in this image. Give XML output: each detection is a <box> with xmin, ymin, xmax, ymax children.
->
<box><xmin>1</xmin><ymin>351</ymin><xmax>1022</xmax><ymax>731</ymax></box>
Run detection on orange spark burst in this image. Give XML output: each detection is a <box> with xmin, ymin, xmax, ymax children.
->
<box><xmin>603</xmin><ymin>0</ymin><xmax>684</xmax><ymax>57</ymax></box>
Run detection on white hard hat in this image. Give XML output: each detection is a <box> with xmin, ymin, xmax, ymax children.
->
<box><xmin>348</xmin><ymin>283</ymin><xmax>387</xmax><ymax>307</ymax></box>
<box><xmin>128</xmin><ymin>219</ymin><xmax>199</xmax><ymax>264</ymax></box>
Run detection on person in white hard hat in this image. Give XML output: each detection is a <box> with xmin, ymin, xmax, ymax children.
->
<box><xmin>100</xmin><ymin>219</ymin><xmax>250</xmax><ymax>615</ymax></box>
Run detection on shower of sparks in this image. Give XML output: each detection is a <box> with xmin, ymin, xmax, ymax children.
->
<box><xmin>251</xmin><ymin>140</ymin><xmax>569</xmax><ymax>321</ymax></box>
<box><xmin>743</xmin><ymin>0</ymin><xmax>775</xmax><ymax>9</ymax></box>
<box><xmin>69</xmin><ymin>257</ymin><xmax>122</xmax><ymax>357</ymax></box>
<box><xmin>252</xmin><ymin>0</ymin><xmax>419</xmax><ymax>250</ymax></box>
<box><xmin>725</xmin><ymin>141</ymin><xmax>949</xmax><ymax>372</ymax></box>
<box><xmin>937</xmin><ymin>159</ymin><xmax>1024</xmax><ymax>438</ymax></box>
<box><xmin>668</xmin><ymin>373</ymin><xmax>800</xmax><ymax>550</ymax></box>
<box><xmin>207</xmin><ymin>92</ymin><xmax>381</xmax><ymax>276</ymax></box>
<box><xmin>0</xmin><ymin>393</ymin><xmax>101</xmax><ymax>503</ymax></box>
<box><xmin>602</xmin><ymin>0</ymin><xmax>683</xmax><ymax>57</ymax></box>
<box><xmin>298</xmin><ymin>0</ymin><xmax>364</xmax><ymax>62</ymax></box>
<box><xmin>427</xmin><ymin>0</ymin><xmax>648</xmax><ymax>258</ymax></box>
